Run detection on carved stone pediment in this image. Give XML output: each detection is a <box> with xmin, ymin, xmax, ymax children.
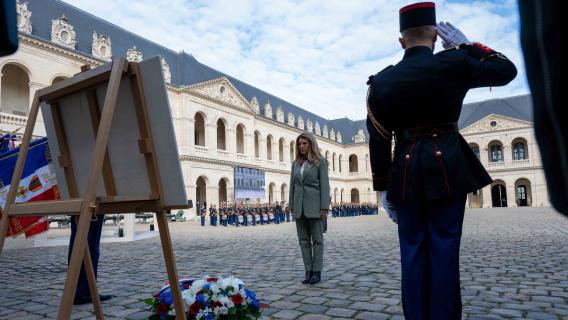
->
<box><xmin>51</xmin><ymin>15</ymin><xmax>76</xmax><ymax>49</ymax></box>
<box><xmin>186</xmin><ymin>77</ymin><xmax>254</xmax><ymax>113</ymax></box>
<box><xmin>336</xmin><ymin>131</ymin><xmax>342</xmax><ymax>143</ymax></box>
<box><xmin>306</xmin><ymin>119</ymin><xmax>313</xmax><ymax>133</ymax></box>
<box><xmin>315</xmin><ymin>122</ymin><xmax>321</xmax><ymax>135</ymax></box>
<box><xmin>323</xmin><ymin>125</ymin><xmax>329</xmax><ymax>138</ymax></box>
<box><xmin>92</xmin><ymin>31</ymin><xmax>112</xmax><ymax>61</ymax></box>
<box><xmin>16</xmin><ymin>0</ymin><xmax>32</xmax><ymax>34</ymax></box>
<box><xmin>126</xmin><ymin>46</ymin><xmax>143</xmax><ymax>62</ymax></box>
<box><xmin>160</xmin><ymin>56</ymin><xmax>171</xmax><ymax>83</ymax></box>
<box><xmin>352</xmin><ymin>129</ymin><xmax>366</xmax><ymax>143</ymax></box>
<box><xmin>329</xmin><ymin>128</ymin><xmax>335</xmax><ymax>141</ymax></box>
<box><xmin>461</xmin><ymin>114</ymin><xmax>532</xmax><ymax>135</ymax></box>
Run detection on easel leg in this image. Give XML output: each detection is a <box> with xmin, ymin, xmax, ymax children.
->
<box><xmin>84</xmin><ymin>247</ymin><xmax>104</xmax><ymax>319</ymax></box>
<box><xmin>0</xmin><ymin>209</ymin><xmax>9</xmax><ymax>255</ymax></box>
<box><xmin>58</xmin><ymin>212</ymin><xmax>93</xmax><ymax>320</ymax></box>
<box><xmin>156</xmin><ymin>210</ymin><xmax>185</xmax><ymax>319</ymax></box>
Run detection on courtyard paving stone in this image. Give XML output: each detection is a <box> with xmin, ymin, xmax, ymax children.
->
<box><xmin>1</xmin><ymin>207</ymin><xmax>568</xmax><ymax>319</ymax></box>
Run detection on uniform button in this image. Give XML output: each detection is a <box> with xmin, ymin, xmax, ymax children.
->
<box><xmin>405</xmin><ymin>154</ymin><xmax>410</xmax><ymax>160</ymax></box>
<box><xmin>436</xmin><ymin>151</ymin><xmax>442</xmax><ymax>157</ymax></box>
<box><xmin>432</xmin><ymin>133</ymin><xmax>438</xmax><ymax>138</ymax></box>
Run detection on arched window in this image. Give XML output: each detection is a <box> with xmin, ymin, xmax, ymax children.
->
<box><xmin>365</xmin><ymin>154</ymin><xmax>369</xmax><ymax>172</ymax></box>
<box><xmin>512</xmin><ymin>138</ymin><xmax>528</xmax><ymax>160</ymax></box>
<box><xmin>216</xmin><ymin>119</ymin><xmax>226</xmax><ymax>150</ymax></box>
<box><xmin>218</xmin><ymin>178</ymin><xmax>227</xmax><ymax>203</ymax></box>
<box><xmin>469</xmin><ymin>143</ymin><xmax>480</xmax><ymax>159</ymax></box>
<box><xmin>266</xmin><ymin>135</ymin><xmax>273</xmax><ymax>160</ymax></box>
<box><xmin>52</xmin><ymin>76</ymin><xmax>68</xmax><ymax>84</ymax></box>
<box><xmin>339</xmin><ymin>155</ymin><xmax>343</xmax><ymax>173</ymax></box>
<box><xmin>281</xmin><ymin>184</ymin><xmax>288</xmax><ymax>203</ymax></box>
<box><xmin>268</xmin><ymin>183</ymin><xmax>275</xmax><ymax>203</ymax></box>
<box><xmin>349</xmin><ymin>154</ymin><xmax>358</xmax><ymax>173</ymax></box>
<box><xmin>196</xmin><ymin>176</ymin><xmax>207</xmax><ymax>208</ymax></box>
<box><xmin>236</xmin><ymin>124</ymin><xmax>245</xmax><ymax>154</ymax></box>
<box><xmin>290</xmin><ymin>141</ymin><xmax>295</xmax><ymax>163</ymax></box>
<box><xmin>254</xmin><ymin>131</ymin><xmax>260</xmax><ymax>158</ymax></box>
<box><xmin>194</xmin><ymin>113</ymin><xmax>206</xmax><ymax>146</ymax></box>
<box><xmin>278</xmin><ymin>138</ymin><xmax>285</xmax><ymax>162</ymax></box>
<box><xmin>332</xmin><ymin>153</ymin><xmax>336</xmax><ymax>171</ymax></box>
<box><xmin>351</xmin><ymin>188</ymin><xmax>360</xmax><ymax>203</ymax></box>
<box><xmin>0</xmin><ymin>64</ymin><xmax>30</xmax><ymax>116</ymax></box>
<box><xmin>488</xmin><ymin>141</ymin><xmax>504</xmax><ymax>162</ymax></box>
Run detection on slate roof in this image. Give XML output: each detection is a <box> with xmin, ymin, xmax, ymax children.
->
<box><xmin>22</xmin><ymin>0</ymin><xmax>532</xmax><ymax>144</ymax></box>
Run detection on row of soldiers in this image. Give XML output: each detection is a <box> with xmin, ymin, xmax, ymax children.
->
<box><xmin>197</xmin><ymin>201</ymin><xmax>380</xmax><ymax>226</ymax></box>
<box><xmin>331</xmin><ymin>203</ymin><xmax>379</xmax><ymax>217</ymax></box>
<box><xmin>198</xmin><ymin>202</ymin><xmax>292</xmax><ymax>227</ymax></box>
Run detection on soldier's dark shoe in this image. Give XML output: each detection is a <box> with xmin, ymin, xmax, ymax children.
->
<box><xmin>309</xmin><ymin>271</ymin><xmax>321</xmax><ymax>284</ymax></box>
<box><xmin>302</xmin><ymin>271</ymin><xmax>312</xmax><ymax>284</ymax></box>
<box><xmin>73</xmin><ymin>294</ymin><xmax>114</xmax><ymax>305</ymax></box>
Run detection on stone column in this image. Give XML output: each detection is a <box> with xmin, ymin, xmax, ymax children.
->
<box><xmin>205</xmin><ymin>123</ymin><xmax>216</xmax><ymax>151</ymax></box>
<box><xmin>208</xmin><ymin>185</ymin><xmax>219</xmax><ymax>207</ymax></box>
<box><xmin>244</xmin><ymin>133</ymin><xmax>254</xmax><ymax>159</ymax></box>
<box><xmin>226</xmin><ymin>128</ymin><xmax>236</xmax><ymax>160</ymax></box>
<box><xmin>28</xmin><ymin>82</ymin><xmax>47</xmax><ymax>136</ymax></box>
<box><xmin>187</xmin><ymin>118</ymin><xmax>195</xmax><ymax>155</ymax></box>
<box><xmin>506</xmin><ymin>183</ymin><xmax>516</xmax><ymax>207</ymax></box>
<box><xmin>259</xmin><ymin>137</ymin><xmax>266</xmax><ymax>163</ymax></box>
<box><xmin>482</xmin><ymin>185</ymin><xmax>492</xmax><ymax>208</ymax></box>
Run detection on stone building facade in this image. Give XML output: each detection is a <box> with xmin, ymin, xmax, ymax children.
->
<box><xmin>0</xmin><ymin>0</ymin><xmax>550</xmax><ymax>214</ymax></box>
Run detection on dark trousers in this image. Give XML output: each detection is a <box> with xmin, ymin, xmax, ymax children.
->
<box><xmin>395</xmin><ymin>195</ymin><xmax>466</xmax><ymax>320</ymax></box>
<box><xmin>68</xmin><ymin>215</ymin><xmax>105</xmax><ymax>298</ymax></box>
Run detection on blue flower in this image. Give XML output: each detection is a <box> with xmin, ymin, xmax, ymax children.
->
<box><xmin>159</xmin><ymin>291</ymin><xmax>173</xmax><ymax>306</ymax></box>
<box><xmin>251</xmin><ymin>298</ymin><xmax>260</xmax><ymax>310</ymax></box>
<box><xmin>245</xmin><ymin>289</ymin><xmax>256</xmax><ymax>299</ymax></box>
<box><xmin>203</xmin><ymin>284</ymin><xmax>211</xmax><ymax>290</ymax></box>
<box><xmin>196</xmin><ymin>294</ymin><xmax>207</xmax><ymax>305</ymax></box>
<box><xmin>205</xmin><ymin>312</ymin><xmax>214</xmax><ymax>320</ymax></box>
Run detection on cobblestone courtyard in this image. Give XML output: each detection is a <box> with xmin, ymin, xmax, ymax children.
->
<box><xmin>1</xmin><ymin>207</ymin><xmax>568</xmax><ymax>319</ymax></box>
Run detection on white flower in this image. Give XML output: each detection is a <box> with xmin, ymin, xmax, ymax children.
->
<box><xmin>182</xmin><ymin>290</ymin><xmax>195</xmax><ymax>306</ymax></box>
<box><xmin>218</xmin><ymin>306</ymin><xmax>229</xmax><ymax>315</ymax></box>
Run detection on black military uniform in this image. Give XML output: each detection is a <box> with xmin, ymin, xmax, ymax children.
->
<box><xmin>366</xmin><ymin>3</ymin><xmax>516</xmax><ymax>320</ymax></box>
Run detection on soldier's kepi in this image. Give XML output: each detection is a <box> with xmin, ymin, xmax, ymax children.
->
<box><xmin>366</xmin><ymin>2</ymin><xmax>516</xmax><ymax>320</ymax></box>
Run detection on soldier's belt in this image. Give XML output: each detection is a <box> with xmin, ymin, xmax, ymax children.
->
<box><xmin>398</xmin><ymin>122</ymin><xmax>458</xmax><ymax>141</ymax></box>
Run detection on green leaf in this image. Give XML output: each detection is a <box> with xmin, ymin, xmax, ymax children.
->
<box><xmin>144</xmin><ymin>298</ymin><xmax>156</xmax><ymax>305</ymax></box>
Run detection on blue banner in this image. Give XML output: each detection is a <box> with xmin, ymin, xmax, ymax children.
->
<box><xmin>234</xmin><ymin>167</ymin><xmax>265</xmax><ymax>199</ymax></box>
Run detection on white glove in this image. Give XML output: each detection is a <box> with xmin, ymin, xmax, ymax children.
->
<box><xmin>436</xmin><ymin>22</ymin><xmax>471</xmax><ymax>49</ymax></box>
<box><xmin>380</xmin><ymin>192</ymin><xmax>398</xmax><ymax>224</ymax></box>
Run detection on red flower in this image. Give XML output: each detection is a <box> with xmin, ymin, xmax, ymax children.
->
<box><xmin>156</xmin><ymin>302</ymin><xmax>169</xmax><ymax>314</ymax></box>
<box><xmin>183</xmin><ymin>283</ymin><xmax>190</xmax><ymax>289</ymax></box>
<box><xmin>211</xmin><ymin>301</ymin><xmax>223</xmax><ymax>309</ymax></box>
<box><xmin>189</xmin><ymin>302</ymin><xmax>203</xmax><ymax>315</ymax></box>
<box><xmin>196</xmin><ymin>289</ymin><xmax>203</xmax><ymax>295</ymax></box>
<box><xmin>207</xmin><ymin>277</ymin><xmax>218</xmax><ymax>282</ymax></box>
<box><xmin>231</xmin><ymin>293</ymin><xmax>244</xmax><ymax>305</ymax></box>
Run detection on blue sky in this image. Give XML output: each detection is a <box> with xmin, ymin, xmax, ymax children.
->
<box><xmin>65</xmin><ymin>0</ymin><xmax>528</xmax><ymax>120</ymax></box>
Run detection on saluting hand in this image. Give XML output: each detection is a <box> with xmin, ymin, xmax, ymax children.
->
<box><xmin>436</xmin><ymin>21</ymin><xmax>471</xmax><ymax>49</ymax></box>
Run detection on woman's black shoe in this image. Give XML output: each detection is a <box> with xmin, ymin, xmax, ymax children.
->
<box><xmin>309</xmin><ymin>271</ymin><xmax>321</xmax><ymax>284</ymax></box>
<box><xmin>302</xmin><ymin>271</ymin><xmax>312</xmax><ymax>284</ymax></box>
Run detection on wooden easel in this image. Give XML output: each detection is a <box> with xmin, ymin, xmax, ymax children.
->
<box><xmin>0</xmin><ymin>58</ymin><xmax>187</xmax><ymax>320</ymax></box>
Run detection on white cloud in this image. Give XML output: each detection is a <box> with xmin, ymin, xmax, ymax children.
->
<box><xmin>64</xmin><ymin>0</ymin><xmax>528</xmax><ymax>120</ymax></box>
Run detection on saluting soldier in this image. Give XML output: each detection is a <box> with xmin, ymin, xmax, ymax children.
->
<box><xmin>366</xmin><ymin>3</ymin><xmax>516</xmax><ymax>319</ymax></box>
<box><xmin>200</xmin><ymin>205</ymin><xmax>206</xmax><ymax>226</ymax></box>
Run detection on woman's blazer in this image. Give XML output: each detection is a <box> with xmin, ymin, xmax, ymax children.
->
<box><xmin>288</xmin><ymin>156</ymin><xmax>331</xmax><ymax>219</ymax></box>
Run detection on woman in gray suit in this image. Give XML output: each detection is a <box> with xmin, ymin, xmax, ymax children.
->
<box><xmin>289</xmin><ymin>133</ymin><xmax>330</xmax><ymax>284</ymax></box>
